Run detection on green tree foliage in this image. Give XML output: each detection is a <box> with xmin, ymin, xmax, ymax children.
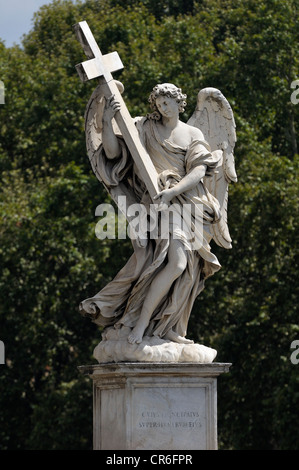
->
<box><xmin>0</xmin><ymin>0</ymin><xmax>298</xmax><ymax>449</ymax></box>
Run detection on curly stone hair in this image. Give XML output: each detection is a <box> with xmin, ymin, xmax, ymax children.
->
<box><xmin>147</xmin><ymin>83</ymin><xmax>187</xmax><ymax>120</ymax></box>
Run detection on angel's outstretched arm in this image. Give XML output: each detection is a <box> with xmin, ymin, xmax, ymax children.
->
<box><xmin>102</xmin><ymin>95</ymin><xmax>122</xmax><ymax>159</ymax></box>
<box><xmin>154</xmin><ymin>165</ymin><xmax>207</xmax><ymax>208</ymax></box>
<box><xmin>169</xmin><ymin>164</ymin><xmax>207</xmax><ymax>197</ymax></box>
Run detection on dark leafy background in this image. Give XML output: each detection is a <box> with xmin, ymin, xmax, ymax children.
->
<box><xmin>0</xmin><ymin>0</ymin><xmax>298</xmax><ymax>449</ymax></box>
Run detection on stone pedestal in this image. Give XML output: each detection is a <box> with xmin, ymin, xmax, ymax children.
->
<box><xmin>79</xmin><ymin>362</ymin><xmax>231</xmax><ymax>451</ymax></box>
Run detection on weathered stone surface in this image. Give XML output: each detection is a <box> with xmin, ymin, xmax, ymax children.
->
<box><xmin>74</xmin><ymin>22</ymin><xmax>237</xmax><ymax>353</ymax></box>
<box><xmin>93</xmin><ymin>326</ymin><xmax>217</xmax><ymax>363</ymax></box>
<box><xmin>79</xmin><ymin>362</ymin><xmax>231</xmax><ymax>450</ymax></box>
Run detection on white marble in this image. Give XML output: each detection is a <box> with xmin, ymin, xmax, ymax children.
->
<box><xmin>75</xmin><ymin>22</ymin><xmax>237</xmax><ymax>362</ymax></box>
<box><xmin>79</xmin><ymin>362</ymin><xmax>231</xmax><ymax>450</ymax></box>
<box><xmin>93</xmin><ymin>326</ymin><xmax>217</xmax><ymax>363</ymax></box>
<box><xmin>75</xmin><ymin>23</ymin><xmax>233</xmax><ymax>451</ymax></box>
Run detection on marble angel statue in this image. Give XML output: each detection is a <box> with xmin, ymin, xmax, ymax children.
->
<box><xmin>79</xmin><ymin>81</ymin><xmax>237</xmax><ymax>362</ymax></box>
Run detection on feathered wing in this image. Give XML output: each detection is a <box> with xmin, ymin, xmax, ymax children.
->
<box><xmin>85</xmin><ymin>80</ymin><xmax>124</xmax><ymax>185</ymax></box>
<box><xmin>187</xmin><ymin>87</ymin><xmax>237</xmax><ymax>249</ymax></box>
<box><xmin>84</xmin><ymin>81</ymin><xmax>137</xmax><ymax>216</ymax></box>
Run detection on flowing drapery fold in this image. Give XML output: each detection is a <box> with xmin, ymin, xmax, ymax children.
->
<box><xmin>79</xmin><ymin>117</ymin><xmax>222</xmax><ymax>338</ymax></box>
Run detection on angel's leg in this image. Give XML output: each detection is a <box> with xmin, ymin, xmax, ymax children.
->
<box><xmin>127</xmin><ymin>237</ymin><xmax>188</xmax><ymax>344</ymax></box>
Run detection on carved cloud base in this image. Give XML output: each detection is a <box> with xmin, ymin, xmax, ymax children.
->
<box><xmin>78</xmin><ymin>362</ymin><xmax>231</xmax><ymax>450</ymax></box>
<box><xmin>93</xmin><ymin>326</ymin><xmax>217</xmax><ymax>364</ymax></box>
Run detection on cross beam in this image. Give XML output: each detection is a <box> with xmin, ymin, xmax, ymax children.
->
<box><xmin>74</xmin><ymin>21</ymin><xmax>159</xmax><ymax>201</ymax></box>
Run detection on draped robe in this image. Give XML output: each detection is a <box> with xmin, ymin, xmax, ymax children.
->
<box><xmin>79</xmin><ymin>116</ymin><xmax>222</xmax><ymax>339</ymax></box>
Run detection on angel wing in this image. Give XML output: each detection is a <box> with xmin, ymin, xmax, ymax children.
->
<box><xmin>187</xmin><ymin>87</ymin><xmax>237</xmax><ymax>249</ymax></box>
<box><xmin>85</xmin><ymin>80</ymin><xmax>124</xmax><ymax>183</ymax></box>
<box><xmin>84</xmin><ymin>80</ymin><xmax>137</xmax><ymax>216</ymax></box>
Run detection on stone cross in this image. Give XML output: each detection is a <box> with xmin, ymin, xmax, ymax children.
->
<box><xmin>74</xmin><ymin>21</ymin><xmax>159</xmax><ymax>201</ymax></box>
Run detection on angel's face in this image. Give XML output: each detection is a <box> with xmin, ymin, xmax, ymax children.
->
<box><xmin>155</xmin><ymin>95</ymin><xmax>179</xmax><ymax>119</ymax></box>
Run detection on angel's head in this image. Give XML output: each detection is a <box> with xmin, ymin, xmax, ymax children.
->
<box><xmin>148</xmin><ymin>83</ymin><xmax>187</xmax><ymax>120</ymax></box>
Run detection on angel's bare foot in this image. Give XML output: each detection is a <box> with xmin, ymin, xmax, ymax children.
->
<box><xmin>127</xmin><ymin>324</ymin><xmax>145</xmax><ymax>344</ymax></box>
<box><xmin>164</xmin><ymin>329</ymin><xmax>194</xmax><ymax>344</ymax></box>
